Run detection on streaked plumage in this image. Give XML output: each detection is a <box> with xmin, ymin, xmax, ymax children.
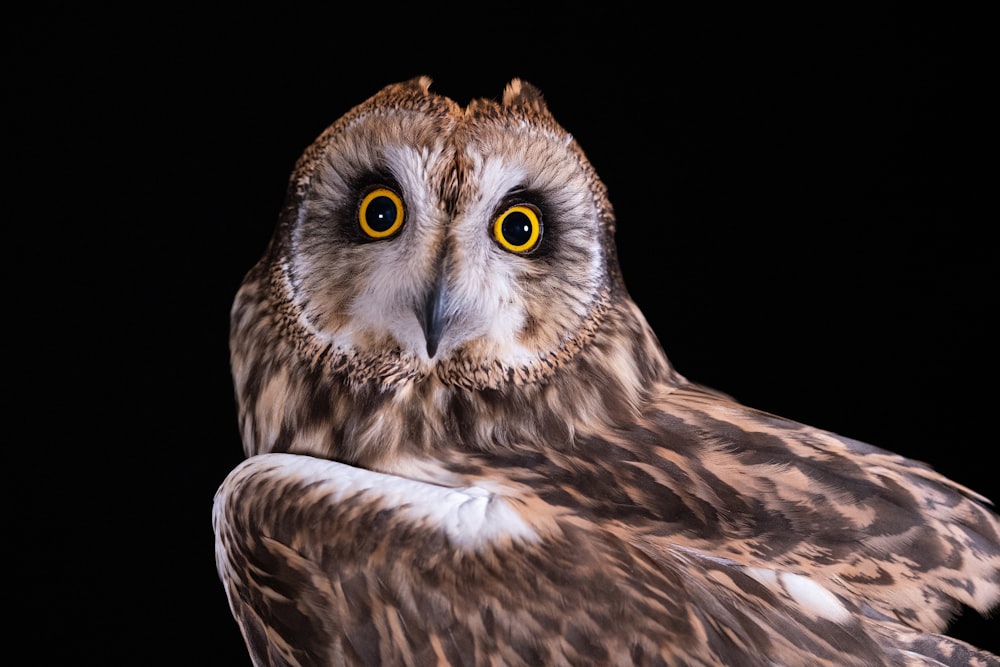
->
<box><xmin>214</xmin><ymin>76</ymin><xmax>1000</xmax><ymax>666</ymax></box>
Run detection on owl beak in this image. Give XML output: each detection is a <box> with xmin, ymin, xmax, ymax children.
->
<box><xmin>420</xmin><ymin>273</ymin><xmax>449</xmax><ymax>359</ymax></box>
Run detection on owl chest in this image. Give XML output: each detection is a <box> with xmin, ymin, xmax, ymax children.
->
<box><xmin>329</xmin><ymin>379</ymin><xmax>532</xmax><ymax>462</ymax></box>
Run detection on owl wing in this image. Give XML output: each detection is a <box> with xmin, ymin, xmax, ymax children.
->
<box><xmin>644</xmin><ymin>382</ymin><xmax>1000</xmax><ymax>634</ymax></box>
<box><xmin>214</xmin><ymin>450</ymin><xmax>999</xmax><ymax>667</ymax></box>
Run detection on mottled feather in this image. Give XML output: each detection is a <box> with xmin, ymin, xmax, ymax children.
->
<box><xmin>215</xmin><ymin>77</ymin><xmax>1000</xmax><ymax>666</ymax></box>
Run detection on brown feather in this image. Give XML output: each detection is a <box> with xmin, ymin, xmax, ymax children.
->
<box><xmin>216</xmin><ymin>77</ymin><xmax>1000</xmax><ymax>666</ymax></box>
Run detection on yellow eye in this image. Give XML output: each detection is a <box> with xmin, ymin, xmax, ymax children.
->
<box><xmin>358</xmin><ymin>187</ymin><xmax>404</xmax><ymax>239</ymax></box>
<box><xmin>493</xmin><ymin>204</ymin><xmax>541</xmax><ymax>253</ymax></box>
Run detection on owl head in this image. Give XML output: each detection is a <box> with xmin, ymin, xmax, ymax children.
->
<box><xmin>231</xmin><ymin>77</ymin><xmax>675</xmax><ymax>465</ymax></box>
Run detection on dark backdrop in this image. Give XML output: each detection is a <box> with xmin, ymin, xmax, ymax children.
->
<box><xmin>7</xmin><ymin>5</ymin><xmax>995</xmax><ymax>664</ymax></box>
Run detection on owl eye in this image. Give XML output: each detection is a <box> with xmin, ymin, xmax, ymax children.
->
<box><xmin>493</xmin><ymin>204</ymin><xmax>542</xmax><ymax>253</ymax></box>
<box><xmin>358</xmin><ymin>187</ymin><xmax>405</xmax><ymax>239</ymax></box>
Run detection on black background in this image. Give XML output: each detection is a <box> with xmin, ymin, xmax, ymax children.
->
<box><xmin>7</xmin><ymin>4</ymin><xmax>996</xmax><ymax>664</ymax></box>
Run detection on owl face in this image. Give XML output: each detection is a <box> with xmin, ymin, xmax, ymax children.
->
<box><xmin>232</xmin><ymin>77</ymin><xmax>666</xmax><ymax>462</ymax></box>
<box><xmin>277</xmin><ymin>77</ymin><xmax>614</xmax><ymax>388</ymax></box>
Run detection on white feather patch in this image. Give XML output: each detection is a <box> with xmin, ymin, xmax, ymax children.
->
<box><xmin>247</xmin><ymin>453</ymin><xmax>539</xmax><ymax>549</ymax></box>
<box><xmin>745</xmin><ymin>567</ymin><xmax>852</xmax><ymax>623</ymax></box>
<box><xmin>672</xmin><ymin>545</ymin><xmax>852</xmax><ymax>625</ymax></box>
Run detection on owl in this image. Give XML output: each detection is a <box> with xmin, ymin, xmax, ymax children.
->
<box><xmin>214</xmin><ymin>76</ymin><xmax>1000</xmax><ymax>666</ymax></box>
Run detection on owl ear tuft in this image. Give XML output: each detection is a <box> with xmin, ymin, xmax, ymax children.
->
<box><xmin>376</xmin><ymin>76</ymin><xmax>435</xmax><ymax>102</ymax></box>
<box><xmin>500</xmin><ymin>79</ymin><xmax>565</xmax><ymax>131</ymax></box>
<box><xmin>502</xmin><ymin>79</ymin><xmax>550</xmax><ymax>115</ymax></box>
<box><xmin>403</xmin><ymin>75</ymin><xmax>434</xmax><ymax>95</ymax></box>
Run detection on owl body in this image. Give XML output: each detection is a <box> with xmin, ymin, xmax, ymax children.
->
<box><xmin>215</xmin><ymin>77</ymin><xmax>1000</xmax><ymax>666</ymax></box>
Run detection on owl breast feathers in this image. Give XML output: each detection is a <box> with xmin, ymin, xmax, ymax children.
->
<box><xmin>214</xmin><ymin>76</ymin><xmax>1000</xmax><ymax>666</ymax></box>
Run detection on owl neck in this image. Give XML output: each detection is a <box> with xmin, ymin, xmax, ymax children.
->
<box><xmin>414</xmin><ymin>297</ymin><xmax>683</xmax><ymax>459</ymax></box>
<box><xmin>234</xmin><ymin>279</ymin><xmax>680</xmax><ymax>468</ymax></box>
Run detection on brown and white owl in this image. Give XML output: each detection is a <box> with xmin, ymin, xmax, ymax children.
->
<box><xmin>213</xmin><ymin>76</ymin><xmax>1000</xmax><ymax>666</ymax></box>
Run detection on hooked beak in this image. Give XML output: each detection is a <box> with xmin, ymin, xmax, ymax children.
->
<box><xmin>419</xmin><ymin>271</ymin><xmax>449</xmax><ymax>359</ymax></box>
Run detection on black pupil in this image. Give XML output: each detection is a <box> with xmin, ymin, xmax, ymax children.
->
<box><xmin>502</xmin><ymin>211</ymin><xmax>533</xmax><ymax>246</ymax></box>
<box><xmin>366</xmin><ymin>195</ymin><xmax>397</xmax><ymax>232</ymax></box>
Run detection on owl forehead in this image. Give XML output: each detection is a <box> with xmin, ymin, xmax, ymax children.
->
<box><xmin>293</xmin><ymin>76</ymin><xmax>597</xmax><ymax>208</ymax></box>
<box><xmin>303</xmin><ymin>84</ymin><xmax>581</xmax><ymax>186</ymax></box>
